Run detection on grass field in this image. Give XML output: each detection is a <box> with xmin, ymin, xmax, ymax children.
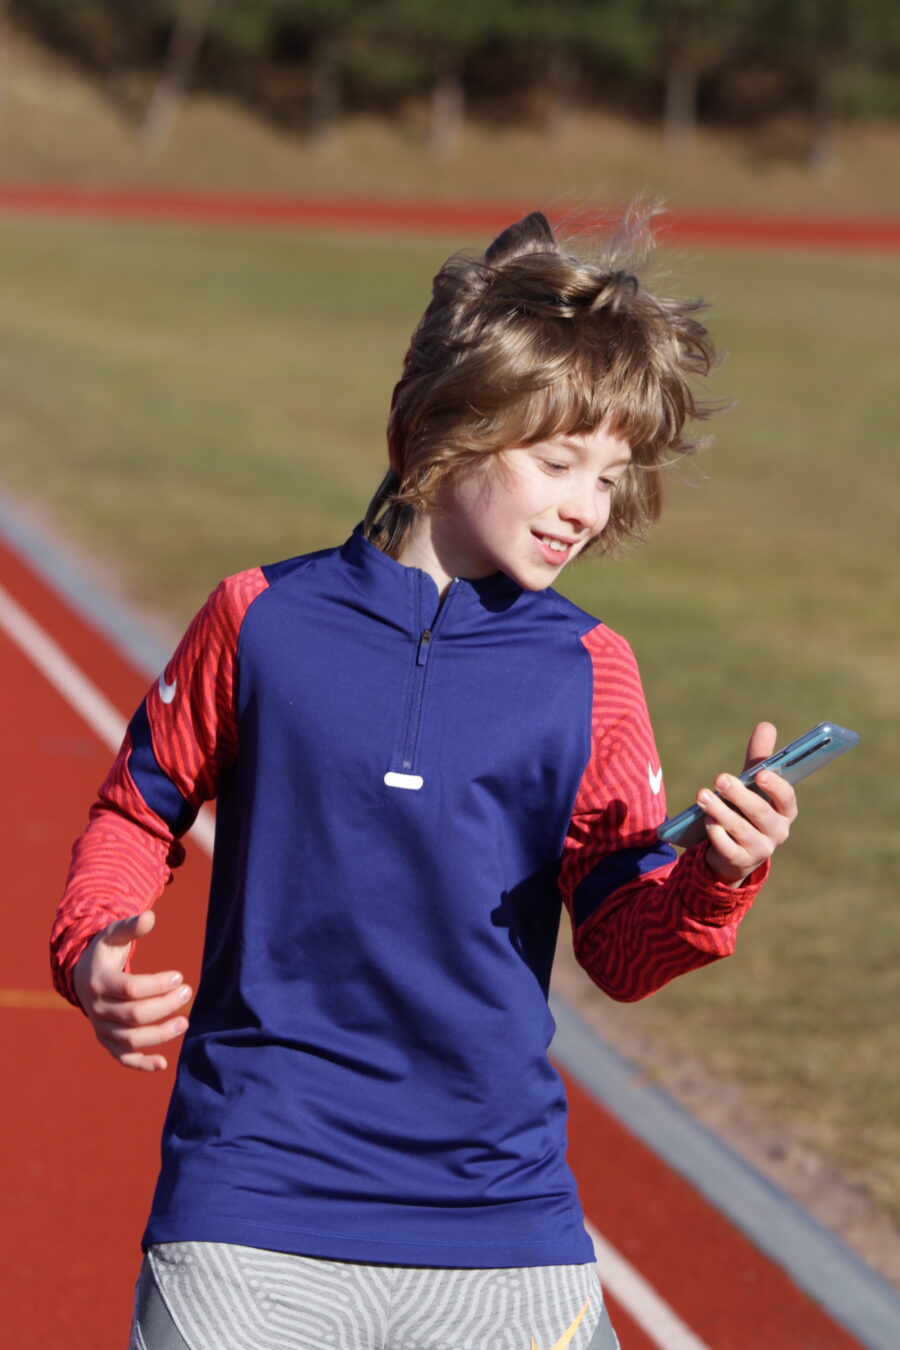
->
<box><xmin>1</xmin><ymin>214</ymin><xmax>897</xmax><ymax>1229</ymax></box>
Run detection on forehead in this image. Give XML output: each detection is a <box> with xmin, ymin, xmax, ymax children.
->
<box><xmin>540</xmin><ymin>426</ymin><xmax>632</xmax><ymax>464</ymax></box>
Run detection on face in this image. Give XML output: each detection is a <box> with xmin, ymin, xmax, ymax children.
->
<box><xmin>428</xmin><ymin>424</ymin><xmax>632</xmax><ymax>591</ymax></box>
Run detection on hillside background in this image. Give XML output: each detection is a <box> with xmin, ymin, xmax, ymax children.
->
<box><xmin>2</xmin><ymin>0</ymin><xmax>900</xmax><ymax>211</ymax></box>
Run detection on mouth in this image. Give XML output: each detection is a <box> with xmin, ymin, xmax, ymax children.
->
<box><xmin>533</xmin><ymin>532</ymin><xmax>580</xmax><ymax>566</ymax></box>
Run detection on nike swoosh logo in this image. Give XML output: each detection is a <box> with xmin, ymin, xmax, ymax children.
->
<box><xmin>531</xmin><ymin>1298</ymin><xmax>589</xmax><ymax>1350</ymax></box>
<box><xmin>648</xmin><ymin>762</ymin><xmax>663</xmax><ymax>795</ymax></box>
<box><xmin>158</xmin><ymin>672</ymin><xmax>178</xmax><ymax>704</ymax></box>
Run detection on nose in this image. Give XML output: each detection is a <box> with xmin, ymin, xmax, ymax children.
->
<box><xmin>560</xmin><ymin>482</ymin><xmax>603</xmax><ymax>535</ymax></box>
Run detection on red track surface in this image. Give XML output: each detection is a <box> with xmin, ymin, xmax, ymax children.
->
<box><xmin>0</xmin><ymin>532</ymin><xmax>866</xmax><ymax>1349</ymax></box>
<box><xmin>1</xmin><ymin>184</ymin><xmax>899</xmax><ymax>251</ymax></box>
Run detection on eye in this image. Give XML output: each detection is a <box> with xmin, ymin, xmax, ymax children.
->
<box><xmin>541</xmin><ymin>459</ymin><xmax>569</xmax><ymax>474</ymax></box>
<box><xmin>599</xmin><ymin>466</ymin><xmax>630</xmax><ymax>491</ymax></box>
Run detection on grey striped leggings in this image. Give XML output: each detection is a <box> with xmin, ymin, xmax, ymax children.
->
<box><xmin>129</xmin><ymin>1242</ymin><xmax>620</xmax><ymax>1350</ymax></box>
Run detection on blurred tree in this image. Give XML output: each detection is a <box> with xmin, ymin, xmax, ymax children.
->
<box><xmin>0</xmin><ymin>0</ymin><xmax>10</xmax><ymax>119</ymax></box>
<box><xmin>361</xmin><ymin>0</ymin><xmax>511</xmax><ymax>156</ymax></box>
<box><xmin>205</xmin><ymin>0</ymin><xmax>358</xmax><ymax>148</ymax></box>
<box><xmin>6</xmin><ymin>0</ymin><xmax>900</xmax><ymax>150</ymax></box>
<box><xmin>284</xmin><ymin>0</ymin><xmax>358</xmax><ymax>151</ymax></box>
<box><xmin>510</xmin><ymin>0</ymin><xmax>653</xmax><ymax>140</ymax></box>
<box><xmin>8</xmin><ymin>1</ymin><xmax>158</xmax><ymax>121</ymax></box>
<box><xmin>205</xmin><ymin>0</ymin><xmax>285</xmax><ymax>58</ymax></box>
<box><xmin>140</xmin><ymin>0</ymin><xmax>217</xmax><ymax>150</ymax></box>
<box><xmin>568</xmin><ymin>0</ymin><xmax>654</xmax><ymax>133</ymax></box>
<box><xmin>648</xmin><ymin>0</ymin><xmax>754</xmax><ymax>150</ymax></box>
<box><xmin>754</xmin><ymin>0</ymin><xmax>900</xmax><ymax>168</ymax></box>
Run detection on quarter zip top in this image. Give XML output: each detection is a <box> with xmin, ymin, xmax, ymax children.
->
<box><xmin>137</xmin><ymin>529</ymin><xmax>626</xmax><ymax>1270</ymax></box>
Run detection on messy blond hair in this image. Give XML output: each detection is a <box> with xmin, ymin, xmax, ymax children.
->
<box><xmin>364</xmin><ymin>207</ymin><xmax>718</xmax><ymax>558</ymax></box>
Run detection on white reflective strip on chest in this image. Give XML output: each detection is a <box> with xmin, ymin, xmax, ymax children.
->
<box><xmin>383</xmin><ymin>771</ymin><xmax>424</xmax><ymax>790</ymax></box>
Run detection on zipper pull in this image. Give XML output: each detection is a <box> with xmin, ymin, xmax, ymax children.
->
<box><xmin>416</xmin><ymin>629</ymin><xmax>432</xmax><ymax>666</ymax></box>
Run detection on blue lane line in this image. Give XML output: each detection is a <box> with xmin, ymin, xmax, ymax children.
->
<box><xmin>550</xmin><ymin>995</ymin><xmax>900</xmax><ymax>1350</ymax></box>
<box><xmin>4</xmin><ymin>494</ymin><xmax>899</xmax><ymax>1349</ymax></box>
<box><xmin>0</xmin><ymin>495</ymin><xmax>169</xmax><ymax>677</ymax></box>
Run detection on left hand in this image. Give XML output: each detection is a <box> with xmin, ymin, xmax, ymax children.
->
<box><xmin>698</xmin><ymin>722</ymin><xmax>798</xmax><ymax>887</ymax></box>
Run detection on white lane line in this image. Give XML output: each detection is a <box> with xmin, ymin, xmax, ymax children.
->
<box><xmin>0</xmin><ymin>581</ymin><xmax>215</xmax><ymax>854</ymax></box>
<box><xmin>1</xmin><ymin>580</ymin><xmax>128</xmax><ymax>751</ymax></box>
<box><xmin>587</xmin><ymin>1221</ymin><xmax>714</xmax><ymax>1350</ymax></box>
<box><xmin>2</xmin><ymin>577</ymin><xmax>712</xmax><ymax>1346</ymax></box>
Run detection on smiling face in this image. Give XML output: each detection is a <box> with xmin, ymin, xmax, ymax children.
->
<box><xmin>398</xmin><ymin>424</ymin><xmax>632</xmax><ymax>593</ymax></box>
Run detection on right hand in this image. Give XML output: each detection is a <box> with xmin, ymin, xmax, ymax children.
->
<box><xmin>72</xmin><ymin>910</ymin><xmax>192</xmax><ymax>1072</ymax></box>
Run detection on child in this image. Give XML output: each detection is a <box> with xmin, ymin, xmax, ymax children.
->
<box><xmin>51</xmin><ymin>209</ymin><xmax>796</xmax><ymax>1350</ymax></box>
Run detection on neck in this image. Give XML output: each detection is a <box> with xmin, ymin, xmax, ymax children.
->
<box><xmin>395</xmin><ymin>509</ymin><xmax>496</xmax><ymax>597</ymax></box>
<box><xmin>395</xmin><ymin>514</ymin><xmax>457</xmax><ymax>596</ymax></box>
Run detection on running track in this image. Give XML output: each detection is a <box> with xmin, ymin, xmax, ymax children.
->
<box><xmin>2</xmin><ymin>513</ymin><xmax>899</xmax><ymax>1350</ymax></box>
<box><xmin>1</xmin><ymin>185</ymin><xmax>900</xmax><ymax>251</ymax></box>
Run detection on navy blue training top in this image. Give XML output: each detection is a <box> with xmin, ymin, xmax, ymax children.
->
<box><xmin>55</xmin><ymin>528</ymin><xmax>761</xmax><ymax>1269</ymax></box>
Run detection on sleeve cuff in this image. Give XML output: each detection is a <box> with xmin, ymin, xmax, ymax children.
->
<box><xmin>678</xmin><ymin>844</ymin><xmax>770</xmax><ymax>925</ymax></box>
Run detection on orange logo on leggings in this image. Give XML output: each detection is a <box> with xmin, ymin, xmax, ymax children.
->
<box><xmin>531</xmin><ymin>1297</ymin><xmax>589</xmax><ymax>1350</ymax></box>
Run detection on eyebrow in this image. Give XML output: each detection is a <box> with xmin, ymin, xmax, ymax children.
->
<box><xmin>555</xmin><ymin>437</ymin><xmax>632</xmax><ymax>467</ymax></box>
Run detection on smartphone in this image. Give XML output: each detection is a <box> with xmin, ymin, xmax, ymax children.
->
<box><xmin>656</xmin><ymin>722</ymin><xmax>860</xmax><ymax>849</ymax></box>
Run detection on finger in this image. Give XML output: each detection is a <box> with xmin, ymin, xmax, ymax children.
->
<box><xmin>698</xmin><ymin>786</ymin><xmax>766</xmax><ymax>848</ymax></box>
<box><xmin>703</xmin><ymin>816</ymin><xmax>750</xmax><ymax>866</ymax></box>
<box><xmin>96</xmin><ymin>985</ymin><xmax>192</xmax><ymax>1028</ymax></box>
<box><xmin>99</xmin><ymin>1013</ymin><xmax>190</xmax><ymax>1053</ymax></box>
<box><xmin>751</xmin><ymin>769</ymin><xmax>798</xmax><ymax>821</ymax></box>
<box><xmin>100</xmin><ymin>969</ymin><xmax>188</xmax><ymax>1003</ymax></box>
<box><xmin>101</xmin><ymin>909</ymin><xmax>156</xmax><ymax>948</ymax></box>
<box><xmin>117</xmin><ymin>1050</ymin><xmax>170</xmax><ymax>1073</ymax></box>
<box><xmin>742</xmin><ymin>721</ymin><xmax>777</xmax><ymax>773</ymax></box>
<box><xmin>714</xmin><ymin>773</ymin><xmax>778</xmax><ymax>823</ymax></box>
<box><xmin>84</xmin><ymin>965</ymin><xmax>186</xmax><ymax>1012</ymax></box>
<box><xmin>715</xmin><ymin>771</ymin><xmax>796</xmax><ymax>831</ymax></box>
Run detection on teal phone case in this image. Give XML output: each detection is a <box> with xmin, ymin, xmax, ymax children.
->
<box><xmin>656</xmin><ymin>722</ymin><xmax>860</xmax><ymax>849</ymax></box>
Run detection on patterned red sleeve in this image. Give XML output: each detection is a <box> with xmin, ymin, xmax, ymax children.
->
<box><xmin>50</xmin><ymin>568</ymin><xmax>268</xmax><ymax>1006</ymax></box>
<box><xmin>559</xmin><ymin>624</ymin><xmax>768</xmax><ymax>1003</ymax></box>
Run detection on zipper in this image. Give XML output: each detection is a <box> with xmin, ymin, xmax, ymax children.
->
<box><xmin>391</xmin><ymin>578</ymin><xmax>457</xmax><ymax>782</ymax></box>
<box><xmin>399</xmin><ymin>628</ymin><xmax>432</xmax><ymax>769</ymax></box>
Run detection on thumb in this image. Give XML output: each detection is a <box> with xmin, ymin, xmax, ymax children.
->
<box><xmin>742</xmin><ymin>721</ymin><xmax>777</xmax><ymax>773</ymax></box>
<box><xmin>101</xmin><ymin>909</ymin><xmax>156</xmax><ymax>949</ymax></box>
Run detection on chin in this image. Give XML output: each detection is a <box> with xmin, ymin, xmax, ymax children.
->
<box><xmin>509</xmin><ymin>567</ymin><xmax>559</xmax><ymax>592</ymax></box>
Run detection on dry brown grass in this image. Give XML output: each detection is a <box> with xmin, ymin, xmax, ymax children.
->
<box><xmin>1</xmin><ymin>32</ymin><xmax>900</xmax><ymax>216</ymax></box>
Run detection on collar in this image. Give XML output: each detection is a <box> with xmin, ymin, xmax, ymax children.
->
<box><xmin>341</xmin><ymin>525</ymin><xmax>523</xmax><ymax>615</ymax></box>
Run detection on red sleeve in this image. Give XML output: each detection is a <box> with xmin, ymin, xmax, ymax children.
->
<box><xmin>559</xmin><ymin>624</ymin><xmax>767</xmax><ymax>1003</ymax></box>
<box><xmin>49</xmin><ymin>568</ymin><xmax>268</xmax><ymax>1006</ymax></box>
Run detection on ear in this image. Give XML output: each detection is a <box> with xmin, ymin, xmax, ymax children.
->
<box><xmin>485</xmin><ymin>212</ymin><xmax>556</xmax><ymax>265</ymax></box>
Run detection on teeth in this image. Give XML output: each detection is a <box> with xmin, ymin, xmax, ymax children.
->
<box><xmin>543</xmin><ymin>536</ymin><xmax>568</xmax><ymax>552</ymax></box>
